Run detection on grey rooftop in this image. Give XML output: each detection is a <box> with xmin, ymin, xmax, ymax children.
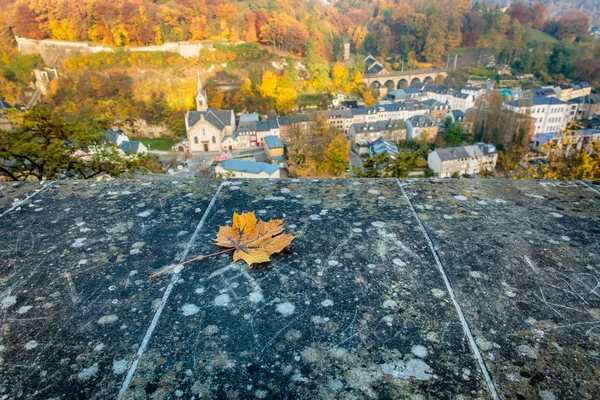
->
<box><xmin>0</xmin><ymin>178</ymin><xmax>599</xmax><ymax>399</ymax></box>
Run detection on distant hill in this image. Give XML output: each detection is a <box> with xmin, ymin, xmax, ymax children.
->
<box><xmin>488</xmin><ymin>1</ymin><xmax>600</xmax><ymax>25</ymax></box>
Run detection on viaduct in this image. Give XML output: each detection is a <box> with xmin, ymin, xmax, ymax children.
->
<box><xmin>362</xmin><ymin>69</ymin><xmax>448</xmax><ymax>92</ymax></box>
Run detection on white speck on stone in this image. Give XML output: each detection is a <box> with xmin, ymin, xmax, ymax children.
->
<box><xmin>495</xmin><ymin>199</ymin><xmax>507</xmax><ymax>204</ymax></box>
<box><xmin>77</xmin><ymin>364</ymin><xmax>99</xmax><ymax>381</ymax></box>
<box><xmin>561</xmin><ymin>236</ymin><xmax>571</xmax><ymax>241</ymax></box>
<box><xmin>431</xmin><ymin>288</ymin><xmax>445</xmax><ymax>298</ymax></box>
<box><xmin>71</xmin><ymin>238</ymin><xmax>87</xmax><ymax>248</ymax></box>
<box><xmin>175</xmin><ymin>390</ymin><xmax>184</xmax><ymax>397</ymax></box>
<box><xmin>329</xmin><ymin>380</ymin><xmax>344</xmax><ymax>391</ymax></box>
<box><xmin>258</xmin><ymin>209</ymin><xmax>267</xmax><ymax>215</ymax></box>
<box><xmin>382</xmin><ymin>299</ymin><xmax>398</xmax><ymax>309</ymax></box>
<box><xmin>539</xmin><ymin>390</ymin><xmax>556</xmax><ymax>400</ymax></box>
<box><xmin>276</xmin><ymin>302</ymin><xmax>295</xmax><ymax>316</ymax></box>
<box><xmin>24</xmin><ymin>340</ymin><xmax>38</xmax><ymax>350</ymax></box>
<box><xmin>368</xmin><ymin>189</ymin><xmax>380</xmax><ymax>195</ymax></box>
<box><xmin>0</xmin><ymin>345</ymin><xmax>4</xmax><ymax>352</ymax></box>
<box><xmin>380</xmin><ymin>359</ymin><xmax>432</xmax><ymax>380</ymax></box>
<box><xmin>314</xmin><ymin>259</ymin><xmax>322</xmax><ymax>264</ymax></box>
<box><xmin>264</xmin><ymin>196</ymin><xmax>285</xmax><ymax>201</ymax></box>
<box><xmin>476</xmin><ymin>337</ymin><xmax>494</xmax><ymax>351</ymax></box>
<box><xmin>551</xmin><ymin>212</ymin><xmax>563</xmax><ymax>218</ymax></box>
<box><xmin>137</xmin><ymin>210</ymin><xmax>152</xmax><ymax>217</ymax></box>
<box><xmin>477</xmin><ymin>200</ymin><xmax>488</xmax><ymax>206</ymax></box>
<box><xmin>195</xmin><ymin>287</ymin><xmax>205</xmax><ymax>294</ymax></box>
<box><xmin>214</xmin><ymin>294</ymin><xmax>231</xmax><ymax>307</ymax></box>
<box><xmin>310</xmin><ymin>214</ymin><xmax>321</xmax><ymax>221</ymax></box>
<box><xmin>328</xmin><ymin>260</ymin><xmax>339</xmax><ymax>267</ymax></box>
<box><xmin>516</xmin><ymin>344</ymin><xmax>539</xmax><ymax>359</ymax></box>
<box><xmin>371</xmin><ymin>221</ymin><xmax>386</xmax><ymax>228</ymax></box>
<box><xmin>181</xmin><ymin>304</ymin><xmax>201</xmax><ymax>316</ymax></box>
<box><xmin>470</xmin><ymin>271</ymin><xmax>482</xmax><ymax>278</ymax></box>
<box><xmin>93</xmin><ymin>343</ymin><xmax>105</xmax><ymax>352</ymax></box>
<box><xmin>17</xmin><ymin>305</ymin><xmax>32</xmax><ymax>314</ymax></box>
<box><xmin>411</xmin><ymin>345</ymin><xmax>429</xmax><ymax>358</ymax></box>
<box><xmin>352</xmin><ymin>228</ymin><xmax>363</xmax><ymax>233</ymax></box>
<box><xmin>1</xmin><ymin>295</ymin><xmax>17</xmax><ymax>308</ymax></box>
<box><xmin>454</xmin><ymin>195</ymin><xmax>468</xmax><ymax>201</ymax></box>
<box><xmin>112</xmin><ymin>359</ymin><xmax>128</xmax><ymax>375</ymax></box>
<box><xmin>392</xmin><ymin>259</ymin><xmax>406</xmax><ymax>267</ymax></box>
<box><xmin>249</xmin><ymin>292</ymin><xmax>264</xmax><ymax>303</ymax></box>
<box><xmin>321</xmin><ymin>299</ymin><xmax>334</xmax><ymax>307</ymax></box>
<box><xmin>129</xmin><ymin>249</ymin><xmax>141</xmax><ymax>255</ymax></box>
<box><xmin>281</xmin><ymin>188</ymin><xmax>290</xmax><ymax>193</ymax></box>
<box><xmin>526</xmin><ymin>194</ymin><xmax>545</xmax><ymax>199</ymax></box>
<box><xmin>97</xmin><ymin>314</ymin><xmax>119</xmax><ymax>325</ymax></box>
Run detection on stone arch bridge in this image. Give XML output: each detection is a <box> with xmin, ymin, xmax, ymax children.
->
<box><xmin>363</xmin><ymin>69</ymin><xmax>448</xmax><ymax>93</ymax></box>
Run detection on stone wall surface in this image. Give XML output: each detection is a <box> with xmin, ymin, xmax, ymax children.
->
<box><xmin>0</xmin><ymin>178</ymin><xmax>598</xmax><ymax>399</ymax></box>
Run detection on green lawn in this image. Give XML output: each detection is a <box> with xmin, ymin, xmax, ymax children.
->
<box><xmin>132</xmin><ymin>137</ymin><xmax>178</xmax><ymax>151</ymax></box>
<box><xmin>526</xmin><ymin>28</ymin><xmax>558</xmax><ymax>44</ymax></box>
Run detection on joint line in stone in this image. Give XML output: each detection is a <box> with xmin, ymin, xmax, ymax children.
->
<box><xmin>397</xmin><ymin>179</ymin><xmax>499</xmax><ymax>400</ymax></box>
<box><xmin>117</xmin><ymin>181</ymin><xmax>225</xmax><ymax>399</ymax></box>
<box><xmin>580</xmin><ymin>181</ymin><xmax>600</xmax><ymax>195</ymax></box>
<box><xmin>0</xmin><ymin>181</ymin><xmax>54</xmax><ymax>218</ymax></box>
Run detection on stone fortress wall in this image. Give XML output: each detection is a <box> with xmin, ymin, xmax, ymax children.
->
<box><xmin>16</xmin><ymin>37</ymin><xmax>206</xmax><ymax>67</ymax></box>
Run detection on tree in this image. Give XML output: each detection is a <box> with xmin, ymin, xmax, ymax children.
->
<box><xmin>332</xmin><ymin>62</ymin><xmax>349</xmax><ymax>90</ymax></box>
<box><xmin>444</xmin><ymin>120</ymin><xmax>466</xmax><ymax>147</ymax></box>
<box><xmin>363</xmin><ymin>91</ymin><xmax>377</xmax><ymax>107</ymax></box>
<box><xmin>0</xmin><ymin>106</ymin><xmax>158</xmax><ymax>181</ymax></box>
<box><xmin>325</xmin><ymin>135</ymin><xmax>350</xmax><ymax>175</ymax></box>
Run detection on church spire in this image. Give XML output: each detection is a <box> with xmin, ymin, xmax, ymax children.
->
<box><xmin>195</xmin><ymin>71</ymin><xmax>208</xmax><ymax>112</ymax></box>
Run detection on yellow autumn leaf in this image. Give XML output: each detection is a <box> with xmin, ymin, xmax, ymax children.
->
<box><xmin>215</xmin><ymin>211</ymin><xmax>295</xmax><ymax>266</ymax></box>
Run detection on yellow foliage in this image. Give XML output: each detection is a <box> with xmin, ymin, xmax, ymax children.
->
<box><xmin>259</xmin><ymin>71</ymin><xmax>279</xmax><ymax>98</ymax></box>
<box><xmin>363</xmin><ymin>91</ymin><xmax>377</xmax><ymax>107</ymax></box>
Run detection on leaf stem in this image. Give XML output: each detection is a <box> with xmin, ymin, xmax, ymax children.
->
<box><xmin>149</xmin><ymin>248</ymin><xmax>234</xmax><ymax>280</ymax></box>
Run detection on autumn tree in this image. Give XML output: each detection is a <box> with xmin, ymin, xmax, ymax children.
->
<box><xmin>0</xmin><ymin>106</ymin><xmax>159</xmax><ymax>181</ymax></box>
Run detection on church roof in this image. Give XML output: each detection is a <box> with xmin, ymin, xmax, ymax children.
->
<box><xmin>187</xmin><ymin>109</ymin><xmax>233</xmax><ymax>131</ymax></box>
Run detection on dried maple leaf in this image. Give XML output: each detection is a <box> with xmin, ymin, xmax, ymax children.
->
<box><xmin>215</xmin><ymin>211</ymin><xmax>295</xmax><ymax>266</ymax></box>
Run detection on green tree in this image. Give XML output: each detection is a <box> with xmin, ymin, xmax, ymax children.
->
<box><xmin>0</xmin><ymin>106</ymin><xmax>159</xmax><ymax>181</ymax></box>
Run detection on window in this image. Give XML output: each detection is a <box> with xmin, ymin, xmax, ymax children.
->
<box><xmin>203</xmin><ymin>128</ymin><xmax>206</xmax><ymax>136</ymax></box>
<box><xmin>212</xmin><ymin>136</ymin><xmax>216</xmax><ymax>144</ymax></box>
<box><xmin>194</xmin><ymin>137</ymin><xmax>198</xmax><ymax>144</ymax></box>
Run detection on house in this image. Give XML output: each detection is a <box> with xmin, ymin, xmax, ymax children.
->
<box><xmin>421</xmin><ymin>99</ymin><xmax>451</xmax><ymax>123</ymax></box>
<box><xmin>325</xmin><ymin>109</ymin><xmax>354</xmax><ymax>134</ymax></box>
<box><xmin>405</xmin><ymin>114</ymin><xmax>438</xmax><ymax>142</ymax></box>
<box><xmin>104</xmin><ymin>130</ymin><xmax>130</xmax><ymax>147</ymax></box>
<box><xmin>215</xmin><ymin>159</ymin><xmax>280</xmax><ymax>178</ymax></box>
<box><xmin>348</xmin><ymin>119</ymin><xmax>407</xmax><ymax>149</ymax></box>
<box><xmin>364</xmin><ymin>54</ymin><xmax>387</xmax><ymax>76</ymax></box>
<box><xmin>445</xmin><ymin>110</ymin><xmax>465</xmax><ymax>123</ymax></box>
<box><xmin>239</xmin><ymin>113</ymin><xmax>260</xmax><ymax>122</ymax></box>
<box><xmin>504</xmin><ymin>96</ymin><xmax>572</xmax><ymax>134</ymax></box>
<box><xmin>569</xmin><ymin>94</ymin><xmax>600</xmax><ymax>121</ymax></box>
<box><xmin>264</xmin><ymin>135</ymin><xmax>284</xmax><ymax>158</ymax></box>
<box><xmin>451</xmin><ymin>92</ymin><xmax>475</xmax><ymax>112</ymax></box>
<box><xmin>368</xmin><ymin>137</ymin><xmax>399</xmax><ymax>158</ymax></box>
<box><xmin>530</xmin><ymin>129</ymin><xmax>600</xmax><ymax>153</ymax></box>
<box><xmin>0</xmin><ymin>98</ymin><xmax>14</xmax><ymax>130</ymax></box>
<box><xmin>428</xmin><ymin>143</ymin><xmax>498</xmax><ymax>178</ymax></box>
<box><xmin>461</xmin><ymin>84</ymin><xmax>487</xmax><ymax>101</ymax></box>
<box><xmin>120</xmin><ymin>140</ymin><xmax>148</xmax><ymax>155</ymax></box>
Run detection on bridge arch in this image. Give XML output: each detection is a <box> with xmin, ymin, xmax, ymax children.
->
<box><xmin>397</xmin><ymin>79</ymin><xmax>409</xmax><ymax>89</ymax></box>
<box><xmin>423</xmin><ymin>76</ymin><xmax>434</xmax><ymax>84</ymax></box>
<box><xmin>384</xmin><ymin>80</ymin><xmax>395</xmax><ymax>92</ymax></box>
<box><xmin>410</xmin><ymin>77</ymin><xmax>421</xmax><ymax>86</ymax></box>
<box><xmin>435</xmin><ymin>75</ymin><xmax>445</xmax><ymax>85</ymax></box>
<box><xmin>370</xmin><ymin>80</ymin><xmax>382</xmax><ymax>89</ymax></box>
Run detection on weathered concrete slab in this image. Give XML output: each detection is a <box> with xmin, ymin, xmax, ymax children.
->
<box><xmin>1</xmin><ymin>178</ymin><xmax>598</xmax><ymax>399</ymax></box>
<box><xmin>405</xmin><ymin>179</ymin><xmax>600</xmax><ymax>400</ymax></box>
<box><xmin>0</xmin><ymin>178</ymin><xmax>219</xmax><ymax>399</ymax></box>
<box><xmin>124</xmin><ymin>179</ymin><xmax>485</xmax><ymax>399</ymax></box>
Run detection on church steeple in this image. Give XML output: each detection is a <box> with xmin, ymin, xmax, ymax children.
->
<box><xmin>196</xmin><ymin>72</ymin><xmax>208</xmax><ymax>112</ymax></box>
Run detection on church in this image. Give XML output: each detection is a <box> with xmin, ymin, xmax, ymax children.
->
<box><xmin>174</xmin><ymin>74</ymin><xmax>236</xmax><ymax>153</ymax></box>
